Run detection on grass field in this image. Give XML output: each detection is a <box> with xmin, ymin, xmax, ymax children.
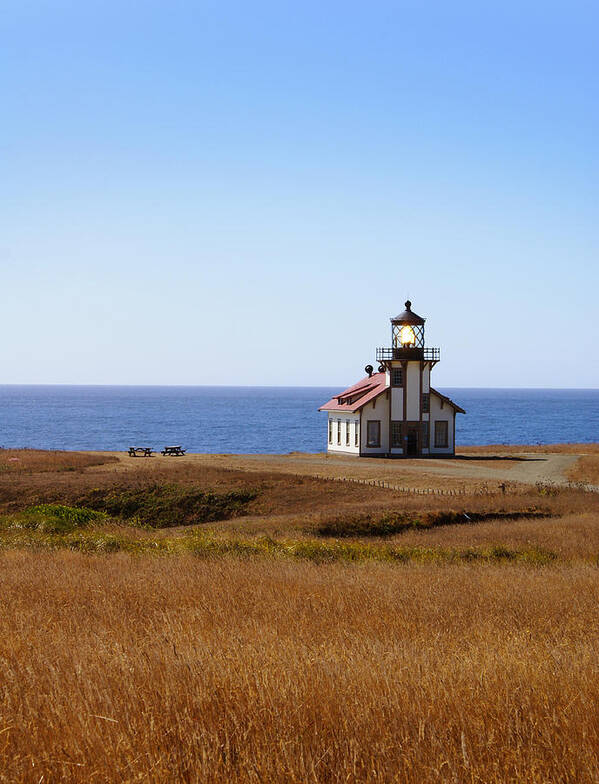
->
<box><xmin>567</xmin><ymin>454</ymin><xmax>599</xmax><ymax>485</ymax></box>
<box><xmin>1</xmin><ymin>447</ymin><xmax>598</xmax><ymax>782</ymax></box>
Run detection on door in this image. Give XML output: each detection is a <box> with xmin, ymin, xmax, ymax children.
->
<box><xmin>406</xmin><ymin>426</ymin><xmax>419</xmax><ymax>456</ymax></box>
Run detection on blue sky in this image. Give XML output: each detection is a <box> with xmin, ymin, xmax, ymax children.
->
<box><xmin>2</xmin><ymin>1</ymin><xmax>598</xmax><ymax>387</ymax></box>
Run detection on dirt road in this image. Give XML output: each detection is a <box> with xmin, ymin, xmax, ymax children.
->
<box><xmin>223</xmin><ymin>452</ymin><xmax>581</xmax><ymax>487</ymax></box>
<box><xmin>98</xmin><ymin>449</ymin><xmax>589</xmax><ymax>490</ymax></box>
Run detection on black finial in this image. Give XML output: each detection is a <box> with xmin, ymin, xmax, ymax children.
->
<box><xmin>405</xmin><ymin>300</ymin><xmax>412</xmax><ymax>310</ymax></box>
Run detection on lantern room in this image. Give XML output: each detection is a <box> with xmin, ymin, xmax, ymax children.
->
<box><xmin>376</xmin><ymin>300</ymin><xmax>440</xmax><ymax>364</ymax></box>
<box><xmin>391</xmin><ymin>301</ymin><xmax>425</xmax><ymax>348</ymax></box>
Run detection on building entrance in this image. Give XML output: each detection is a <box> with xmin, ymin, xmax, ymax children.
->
<box><xmin>406</xmin><ymin>426</ymin><xmax>419</xmax><ymax>456</ymax></box>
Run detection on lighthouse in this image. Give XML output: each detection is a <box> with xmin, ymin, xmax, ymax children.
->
<box><xmin>319</xmin><ymin>301</ymin><xmax>465</xmax><ymax>457</ymax></box>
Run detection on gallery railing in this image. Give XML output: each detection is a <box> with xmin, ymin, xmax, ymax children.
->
<box><xmin>376</xmin><ymin>347</ymin><xmax>440</xmax><ymax>362</ymax></box>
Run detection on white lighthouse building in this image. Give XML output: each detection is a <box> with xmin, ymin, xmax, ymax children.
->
<box><xmin>319</xmin><ymin>301</ymin><xmax>465</xmax><ymax>457</ymax></box>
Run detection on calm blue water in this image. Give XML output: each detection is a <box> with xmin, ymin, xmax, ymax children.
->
<box><xmin>0</xmin><ymin>386</ymin><xmax>598</xmax><ymax>453</ymax></box>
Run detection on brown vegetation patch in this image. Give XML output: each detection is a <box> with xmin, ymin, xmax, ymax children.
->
<box><xmin>567</xmin><ymin>455</ymin><xmax>599</xmax><ymax>485</ymax></box>
<box><xmin>0</xmin><ymin>449</ymin><xmax>116</xmax><ymax>473</ymax></box>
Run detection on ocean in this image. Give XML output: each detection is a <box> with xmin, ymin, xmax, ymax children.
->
<box><xmin>1</xmin><ymin>386</ymin><xmax>598</xmax><ymax>453</ymax></box>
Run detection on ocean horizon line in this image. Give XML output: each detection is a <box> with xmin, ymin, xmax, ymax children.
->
<box><xmin>1</xmin><ymin>383</ymin><xmax>599</xmax><ymax>392</ymax></box>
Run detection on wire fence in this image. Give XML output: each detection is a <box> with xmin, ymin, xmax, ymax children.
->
<box><xmin>304</xmin><ymin>474</ymin><xmax>497</xmax><ymax>495</ymax></box>
<box><xmin>303</xmin><ymin>473</ymin><xmax>597</xmax><ymax>496</ymax></box>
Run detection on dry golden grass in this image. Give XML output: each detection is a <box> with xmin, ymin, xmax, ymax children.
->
<box><xmin>2</xmin><ymin>552</ymin><xmax>599</xmax><ymax>783</ymax></box>
<box><xmin>459</xmin><ymin>443</ymin><xmax>599</xmax><ymax>455</ymax></box>
<box><xmin>387</xmin><ymin>510</ymin><xmax>599</xmax><ymax>559</ymax></box>
<box><xmin>2</xmin><ymin>449</ymin><xmax>599</xmax><ymax>781</ymax></box>
<box><xmin>567</xmin><ymin>455</ymin><xmax>599</xmax><ymax>485</ymax></box>
<box><xmin>0</xmin><ymin>448</ymin><xmax>116</xmax><ymax>473</ymax></box>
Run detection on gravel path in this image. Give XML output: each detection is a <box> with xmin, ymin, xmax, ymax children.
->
<box><xmin>391</xmin><ymin>453</ymin><xmax>581</xmax><ymax>486</ymax></box>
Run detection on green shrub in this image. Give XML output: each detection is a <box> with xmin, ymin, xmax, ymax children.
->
<box><xmin>6</xmin><ymin>504</ymin><xmax>107</xmax><ymax>534</ymax></box>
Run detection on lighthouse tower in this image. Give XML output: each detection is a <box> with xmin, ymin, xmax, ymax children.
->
<box><xmin>319</xmin><ymin>301</ymin><xmax>464</xmax><ymax>457</ymax></box>
<box><xmin>377</xmin><ymin>300</ymin><xmax>438</xmax><ymax>456</ymax></box>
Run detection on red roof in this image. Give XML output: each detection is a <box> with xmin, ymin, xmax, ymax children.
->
<box><xmin>319</xmin><ymin>377</ymin><xmax>465</xmax><ymax>415</ymax></box>
<box><xmin>319</xmin><ymin>372</ymin><xmax>387</xmax><ymax>413</ymax></box>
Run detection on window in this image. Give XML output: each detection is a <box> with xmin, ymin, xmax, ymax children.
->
<box><xmin>434</xmin><ymin>420</ymin><xmax>448</xmax><ymax>448</ymax></box>
<box><xmin>328</xmin><ymin>419</ymin><xmax>333</xmax><ymax>445</ymax></box>
<box><xmin>345</xmin><ymin>421</ymin><xmax>350</xmax><ymax>446</ymax></box>
<box><xmin>391</xmin><ymin>421</ymin><xmax>402</xmax><ymax>448</ymax></box>
<box><xmin>422</xmin><ymin>393</ymin><xmax>430</xmax><ymax>413</ymax></box>
<box><xmin>392</xmin><ymin>368</ymin><xmax>403</xmax><ymax>387</ymax></box>
<box><xmin>366</xmin><ymin>420</ymin><xmax>381</xmax><ymax>448</ymax></box>
<box><xmin>355</xmin><ymin>422</ymin><xmax>359</xmax><ymax>447</ymax></box>
<box><xmin>421</xmin><ymin>421</ymin><xmax>429</xmax><ymax>448</ymax></box>
<box><xmin>337</xmin><ymin>421</ymin><xmax>341</xmax><ymax>445</ymax></box>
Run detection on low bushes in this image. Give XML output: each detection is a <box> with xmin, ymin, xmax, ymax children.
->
<box><xmin>77</xmin><ymin>483</ymin><xmax>259</xmax><ymax>527</ymax></box>
<box><xmin>315</xmin><ymin>508</ymin><xmax>553</xmax><ymax>538</ymax></box>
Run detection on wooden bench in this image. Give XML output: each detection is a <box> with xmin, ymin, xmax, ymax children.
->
<box><xmin>128</xmin><ymin>447</ymin><xmax>154</xmax><ymax>457</ymax></box>
<box><xmin>161</xmin><ymin>446</ymin><xmax>186</xmax><ymax>456</ymax></box>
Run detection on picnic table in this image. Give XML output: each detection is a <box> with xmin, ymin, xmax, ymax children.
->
<box><xmin>128</xmin><ymin>447</ymin><xmax>154</xmax><ymax>457</ymax></box>
<box><xmin>161</xmin><ymin>446</ymin><xmax>187</xmax><ymax>456</ymax></box>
